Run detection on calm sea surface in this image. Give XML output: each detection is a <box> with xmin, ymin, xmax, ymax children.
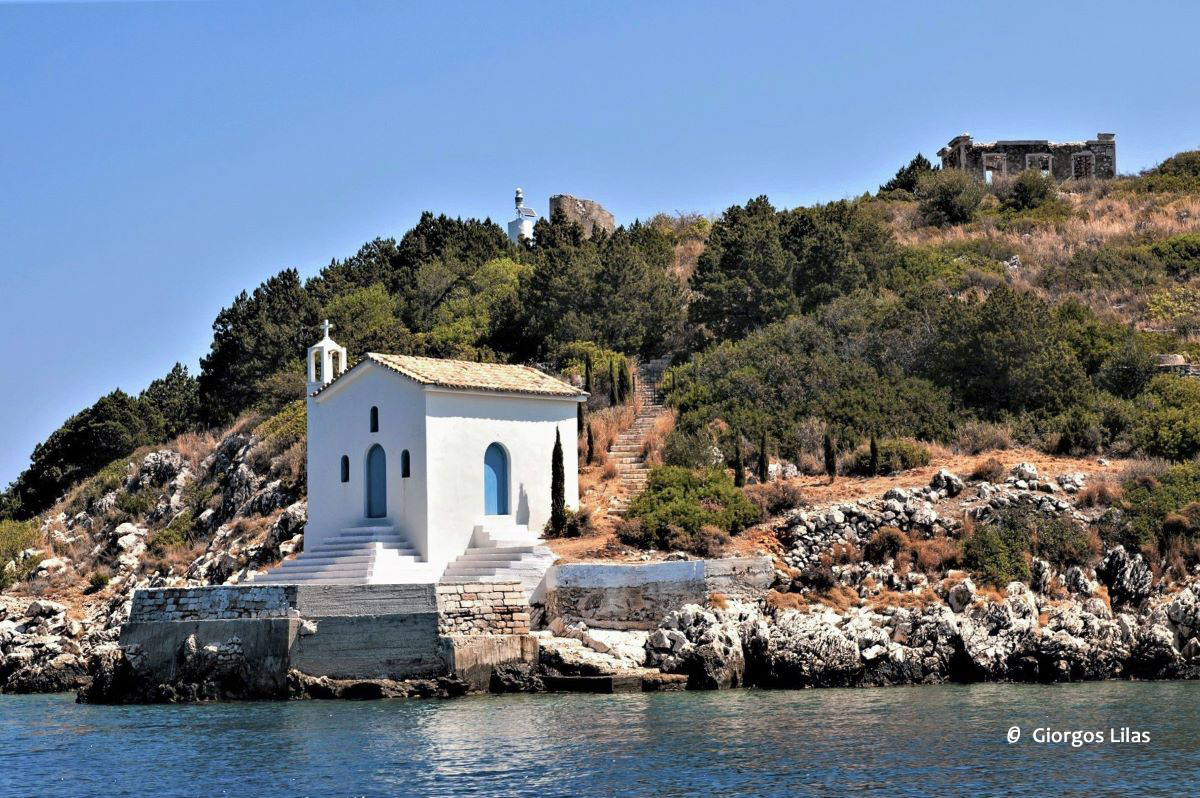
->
<box><xmin>1</xmin><ymin>683</ymin><xmax>1197</xmax><ymax>797</ymax></box>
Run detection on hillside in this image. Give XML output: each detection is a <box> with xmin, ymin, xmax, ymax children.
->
<box><xmin>7</xmin><ymin>148</ymin><xmax>1200</xmax><ymax>693</ymax></box>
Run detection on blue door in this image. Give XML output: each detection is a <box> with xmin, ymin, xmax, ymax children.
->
<box><xmin>366</xmin><ymin>444</ymin><xmax>387</xmax><ymax>519</ymax></box>
<box><xmin>483</xmin><ymin>443</ymin><xmax>509</xmax><ymax>515</ymax></box>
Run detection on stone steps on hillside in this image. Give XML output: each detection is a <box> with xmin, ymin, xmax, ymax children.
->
<box><xmin>607</xmin><ymin>359</ymin><xmax>672</xmax><ymax>516</ymax></box>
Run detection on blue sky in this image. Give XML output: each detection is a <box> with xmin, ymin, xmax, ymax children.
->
<box><xmin>1</xmin><ymin>0</ymin><xmax>1199</xmax><ymax>486</ymax></box>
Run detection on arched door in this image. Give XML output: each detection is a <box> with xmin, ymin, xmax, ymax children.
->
<box><xmin>483</xmin><ymin>443</ymin><xmax>509</xmax><ymax>515</ymax></box>
<box><xmin>366</xmin><ymin>444</ymin><xmax>387</xmax><ymax>519</ymax></box>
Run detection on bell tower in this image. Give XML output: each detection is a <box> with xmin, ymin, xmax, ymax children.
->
<box><xmin>307</xmin><ymin>319</ymin><xmax>348</xmax><ymax>395</ymax></box>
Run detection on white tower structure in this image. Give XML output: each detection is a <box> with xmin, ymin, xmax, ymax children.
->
<box><xmin>306</xmin><ymin>319</ymin><xmax>348</xmax><ymax>395</ymax></box>
<box><xmin>507</xmin><ymin>187</ymin><xmax>536</xmax><ymax>243</ymax></box>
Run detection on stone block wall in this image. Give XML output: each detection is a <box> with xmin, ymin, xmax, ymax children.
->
<box><xmin>129</xmin><ymin>585</ymin><xmax>297</xmax><ymax>622</ymax></box>
<box><xmin>435</xmin><ymin>581</ymin><xmax>530</xmax><ymax>636</ymax></box>
<box><xmin>544</xmin><ymin>557</ymin><xmax>773</xmax><ymax>630</ymax></box>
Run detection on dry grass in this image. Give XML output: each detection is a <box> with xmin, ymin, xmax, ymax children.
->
<box><xmin>868</xmin><ymin>587</ymin><xmax>941</xmax><ymax>610</ymax></box>
<box><xmin>813</xmin><ymin>585</ymin><xmax>860</xmax><ymax>612</ymax></box>
<box><xmin>708</xmin><ymin>591</ymin><xmax>729</xmax><ymax>610</ymax></box>
<box><xmin>969</xmin><ymin>456</ymin><xmax>1006</xmax><ymax>483</ymax></box>
<box><xmin>641</xmin><ymin>410</ymin><xmax>675</xmax><ymax>466</ymax></box>
<box><xmin>766</xmin><ymin>590</ymin><xmax>809</xmax><ymax>612</ymax></box>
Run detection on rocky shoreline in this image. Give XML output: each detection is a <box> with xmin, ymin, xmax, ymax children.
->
<box><xmin>8</xmin><ymin>460</ymin><xmax>1200</xmax><ymax>701</ymax></box>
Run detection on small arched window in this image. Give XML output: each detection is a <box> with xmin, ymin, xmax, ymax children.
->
<box><xmin>370</xmin><ymin>406</ymin><xmax>379</xmax><ymax>432</ymax></box>
<box><xmin>401</xmin><ymin>449</ymin><xmax>411</xmax><ymax>478</ymax></box>
<box><xmin>340</xmin><ymin>455</ymin><xmax>350</xmax><ymax>483</ymax></box>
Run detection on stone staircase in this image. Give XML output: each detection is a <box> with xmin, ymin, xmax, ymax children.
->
<box><xmin>441</xmin><ymin>519</ymin><xmax>556</xmax><ymax>601</ymax></box>
<box><xmin>609</xmin><ymin>357</ymin><xmax>672</xmax><ymax>515</ymax></box>
<box><xmin>249</xmin><ymin>524</ymin><xmax>442</xmax><ymax>584</ymax></box>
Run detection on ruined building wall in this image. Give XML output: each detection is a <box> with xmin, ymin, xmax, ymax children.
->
<box><xmin>548</xmin><ymin>194</ymin><xmax>615</xmax><ymax>237</ymax></box>
<box><xmin>939</xmin><ymin>133</ymin><xmax>1116</xmax><ymax>181</ymax></box>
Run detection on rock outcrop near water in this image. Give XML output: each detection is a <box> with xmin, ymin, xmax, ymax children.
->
<box><xmin>1</xmin><ymin>426</ymin><xmax>306</xmax><ymax>696</ymax></box>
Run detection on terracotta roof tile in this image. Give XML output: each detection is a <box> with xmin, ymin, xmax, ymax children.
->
<box><xmin>316</xmin><ymin>353</ymin><xmax>585</xmax><ymax>399</ymax></box>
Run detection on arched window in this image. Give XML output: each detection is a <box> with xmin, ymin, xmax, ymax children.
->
<box><xmin>370</xmin><ymin>406</ymin><xmax>379</xmax><ymax>432</ymax></box>
<box><xmin>340</xmin><ymin>455</ymin><xmax>350</xmax><ymax>483</ymax></box>
<box><xmin>401</xmin><ymin>449</ymin><xmax>411</xmax><ymax>478</ymax></box>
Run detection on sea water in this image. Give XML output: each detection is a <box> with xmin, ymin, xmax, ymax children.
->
<box><xmin>1</xmin><ymin>682</ymin><xmax>1197</xmax><ymax>797</ymax></box>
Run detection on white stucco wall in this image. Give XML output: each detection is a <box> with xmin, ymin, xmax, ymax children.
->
<box><xmin>306</xmin><ymin>366</ymin><xmax>429</xmax><ymax>556</ymax></box>
<box><xmin>308</xmin><ymin>361</ymin><xmax>582</xmax><ymax>570</ymax></box>
<box><xmin>425</xmin><ymin>389</ymin><xmax>579</xmax><ymax>566</ymax></box>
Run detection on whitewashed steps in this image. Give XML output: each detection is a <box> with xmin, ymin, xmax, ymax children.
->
<box><xmin>441</xmin><ymin>522</ymin><xmax>555</xmax><ymax>600</ymax></box>
<box><xmin>250</xmin><ymin>524</ymin><xmax>440</xmax><ymax>584</ymax></box>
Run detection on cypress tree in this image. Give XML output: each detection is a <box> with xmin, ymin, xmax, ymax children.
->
<box><xmin>823</xmin><ymin>432</ymin><xmax>837</xmax><ymax>481</ymax></box>
<box><xmin>584</xmin><ymin>356</ymin><xmax>593</xmax><ymax>393</ymax></box>
<box><xmin>757</xmin><ymin>429</ymin><xmax>770</xmax><ymax>482</ymax></box>
<box><xmin>577</xmin><ymin>403</ymin><xmax>584</xmax><ymax>434</ymax></box>
<box><xmin>618</xmin><ymin>359</ymin><xmax>632</xmax><ymax>404</ymax></box>
<box><xmin>550</xmin><ymin>429</ymin><xmax>566</xmax><ymax>535</ymax></box>
<box><xmin>608</xmin><ymin>360</ymin><xmax>618</xmax><ymax>405</ymax></box>
<box><xmin>586</xmin><ymin>423</ymin><xmax>595</xmax><ymax>465</ymax></box>
<box><xmin>869</xmin><ymin>434</ymin><xmax>879</xmax><ymax>476</ymax></box>
<box><xmin>733</xmin><ymin>431</ymin><xmax>745</xmax><ymax>487</ymax></box>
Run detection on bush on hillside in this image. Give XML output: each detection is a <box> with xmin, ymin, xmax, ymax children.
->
<box><xmin>0</xmin><ymin>520</ymin><xmax>39</xmax><ymax>590</ymax></box>
<box><xmin>743</xmin><ymin>480</ymin><xmax>806</xmax><ymax>516</ymax></box>
<box><xmin>963</xmin><ymin>506</ymin><xmax>1095</xmax><ymax>586</ymax></box>
<box><xmin>1132</xmin><ymin>375</ymin><xmax>1200</xmax><ymax>461</ymax></box>
<box><xmin>998</xmin><ymin>170</ymin><xmax>1056</xmax><ymax>212</ymax></box>
<box><xmin>916</xmin><ymin>170</ymin><xmax>985</xmax><ymax>227</ymax></box>
<box><xmin>624</xmin><ymin>467</ymin><xmax>761</xmax><ymax>554</ymax></box>
<box><xmin>849</xmin><ymin>439</ymin><xmax>930</xmax><ymax>476</ymax></box>
<box><xmin>1111</xmin><ymin>461</ymin><xmax>1200</xmax><ymax>551</ymax></box>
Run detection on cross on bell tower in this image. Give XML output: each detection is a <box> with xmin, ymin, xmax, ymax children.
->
<box><xmin>307</xmin><ymin>319</ymin><xmax>348</xmax><ymax>395</ymax></box>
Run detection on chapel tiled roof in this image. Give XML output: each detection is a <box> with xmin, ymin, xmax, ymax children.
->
<box><xmin>315</xmin><ymin>353</ymin><xmax>585</xmax><ymax>399</ymax></box>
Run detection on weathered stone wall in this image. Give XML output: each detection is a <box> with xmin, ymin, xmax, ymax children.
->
<box><xmin>119</xmin><ymin>583</ymin><xmax>532</xmax><ymax>686</ymax></box>
<box><xmin>939</xmin><ymin>133</ymin><xmax>1116</xmax><ymax>180</ymax></box>
<box><xmin>436</xmin><ymin>581</ymin><xmax>531</xmax><ymax>635</ymax></box>
<box><xmin>548</xmin><ymin>194</ymin><xmax>615</xmax><ymax>237</ymax></box>
<box><xmin>129</xmin><ymin>585</ymin><xmax>296</xmax><ymax>622</ymax></box>
<box><xmin>544</xmin><ymin>558</ymin><xmax>773</xmax><ymax>630</ymax></box>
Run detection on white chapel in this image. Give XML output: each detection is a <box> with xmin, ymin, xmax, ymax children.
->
<box><xmin>252</xmin><ymin>322</ymin><xmax>585</xmax><ymax>592</ymax></box>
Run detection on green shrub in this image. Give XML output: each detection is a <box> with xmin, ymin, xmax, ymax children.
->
<box><xmin>625</xmin><ymin>466</ymin><xmax>761</xmax><ymax>553</ymax></box>
<box><xmin>86</xmin><ymin>569</ymin><xmax>111</xmax><ymax>593</ymax></box>
<box><xmin>964</xmin><ymin>506</ymin><xmax>1095</xmax><ymax>586</ymax></box>
<box><xmin>849</xmin><ymin>438</ymin><xmax>930</xmax><ymax>475</ymax></box>
<box><xmin>153</xmin><ymin>509</ymin><xmax>192</xmax><ymax>550</ymax></box>
<box><xmin>999</xmin><ymin>170</ymin><xmax>1056</xmax><ymax>211</ymax></box>
<box><xmin>1132</xmin><ymin>375</ymin><xmax>1200</xmax><ymax>461</ymax></box>
<box><xmin>662</xmin><ymin>429</ymin><xmax>718</xmax><ymax>469</ymax></box>
<box><xmin>543</xmin><ymin>508</ymin><xmax>594</xmax><ymax>539</ymax></box>
<box><xmin>916</xmin><ymin>169</ymin><xmax>985</xmax><ymax>227</ymax></box>
<box><xmin>115</xmin><ymin>488</ymin><xmax>156</xmax><ymax>519</ymax></box>
<box><xmin>1114</xmin><ymin>462</ymin><xmax>1200</xmax><ymax>550</ymax></box>
<box><xmin>963</xmin><ymin>522</ymin><xmax>1029</xmax><ymax>586</ymax></box>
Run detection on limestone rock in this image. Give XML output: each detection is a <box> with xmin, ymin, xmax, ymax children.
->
<box><xmin>548</xmin><ymin>194</ymin><xmax>615</xmax><ymax>238</ymax></box>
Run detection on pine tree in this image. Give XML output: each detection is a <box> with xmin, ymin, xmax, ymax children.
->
<box><xmin>586</xmin><ymin>423</ymin><xmax>595</xmax><ymax>465</ymax></box>
<box><xmin>550</xmin><ymin>429</ymin><xmax>566</xmax><ymax>535</ymax></box>
<box><xmin>757</xmin><ymin>429</ymin><xmax>770</xmax><ymax>482</ymax></box>
<box><xmin>869</xmin><ymin>434</ymin><xmax>879</xmax><ymax>477</ymax></box>
<box><xmin>733</xmin><ymin>431</ymin><xmax>745</xmax><ymax>487</ymax></box>
<box><xmin>608</xmin><ymin>360</ymin><xmax>618</xmax><ymax>405</ymax></box>
<box><xmin>824</xmin><ymin>432</ymin><xmax>837</xmax><ymax>481</ymax></box>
